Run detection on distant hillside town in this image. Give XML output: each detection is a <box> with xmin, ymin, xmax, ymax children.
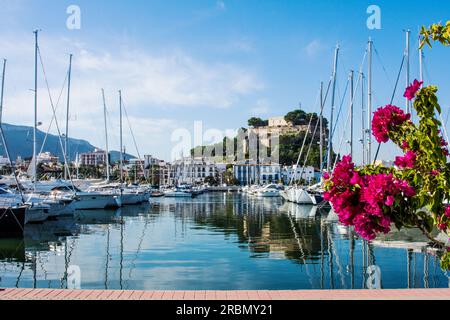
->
<box><xmin>0</xmin><ymin>109</ymin><xmax>366</xmax><ymax>186</ymax></box>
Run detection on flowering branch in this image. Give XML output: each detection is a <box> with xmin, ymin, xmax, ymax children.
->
<box><xmin>324</xmin><ymin>22</ymin><xmax>450</xmax><ymax>270</ymax></box>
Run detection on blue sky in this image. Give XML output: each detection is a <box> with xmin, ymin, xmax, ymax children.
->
<box><xmin>0</xmin><ymin>0</ymin><xmax>449</xmax><ymax>163</ymax></box>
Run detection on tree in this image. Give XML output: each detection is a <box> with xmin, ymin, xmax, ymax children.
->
<box><xmin>204</xmin><ymin>176</ymin><xmax>218</xmax><ymax>186</ymax></box>
<box><xmin>248</xmin><ymin>117</ymin><xmax>268</xmax><ymax>128</ymax></box>
<box><xmin>284</xmin><ymin>110</ymin><xmax>308</xmax><ymax>125</ymax></box>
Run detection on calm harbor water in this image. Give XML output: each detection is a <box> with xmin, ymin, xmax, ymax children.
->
<box><xmin>0</xmin><ymin>193</ymin><xmax>448</xmax><ymax>290</ymax></box>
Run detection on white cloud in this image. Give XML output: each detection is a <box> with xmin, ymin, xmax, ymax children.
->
<box><xmin>305</xmin><ymin>39</ymin><xmax>324</xmax><ymax>57</ymax></box>
<box><xmin>250</xmin><ymin>99</ymin><xmax>271</xmax><ymax>116</ymax></box>
<box><xmin>0</xmin><ymin>33</ymin><xmax>263</xmax><ymax>160</ymax></box>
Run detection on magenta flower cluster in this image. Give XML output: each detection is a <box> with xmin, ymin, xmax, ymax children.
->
<box><xmin>395</xmin><ymin>150</ymin><xmax>417</xmax><ymax>168</ymax></box>
<box><xmin>404</xmin><ymin>80</ymin><xmax>423</xmax><ymax>101</ymax></box>
<box><xmin>372</xmin><ymin>105</ymin><xmax>411</xmax><ymax>143</ymax></box>
<box><xmin>324</xmin><ymin>156</ymin><xmax>416</xmax><ymax>241</ymax></box>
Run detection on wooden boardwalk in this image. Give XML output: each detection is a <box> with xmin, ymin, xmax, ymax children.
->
<box><xmin>0</xmin><ymin>288</ymin><xmax>449</xmax><ymax>300</ymax></box>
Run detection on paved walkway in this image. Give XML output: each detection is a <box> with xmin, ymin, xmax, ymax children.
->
<box><xmin>0</xmin><ymin>288</ymin><xmax>449</xmax><ymax>300</ymax></box>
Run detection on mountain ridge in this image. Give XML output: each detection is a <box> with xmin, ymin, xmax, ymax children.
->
<box><xmin>0</xmin><ymin>123</ymin><xmax>135</xmax><ymax>163</ymax></box>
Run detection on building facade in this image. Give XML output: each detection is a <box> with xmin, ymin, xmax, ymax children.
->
<box><xmin>281</xmin><ymin>165</ymin><xmax>316</xmax><ymax>184</ymax></box>
<box><xmin>171</xmin><ymin>157</ymin><xmax>219</xmax><ymax>185</ymax></box>
<box><xmin>79</xmin><ymin>149</ymin><xmax>107</xmax><ymax>166</ymax></box>
<box><xmin>37</xmin><ymin>152</ymin><xmax>59</xmax><ymax>165</ymax></box>
<box><xmin>233</xmin><ymin>161</ymin><xmax>281</xmax><ymax>186</ymax></box>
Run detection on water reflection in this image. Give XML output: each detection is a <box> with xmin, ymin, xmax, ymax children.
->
<box><xmin>0</xmin><ymin>193</ymin><xmax>448</xmax><ymax>290</ymax></box>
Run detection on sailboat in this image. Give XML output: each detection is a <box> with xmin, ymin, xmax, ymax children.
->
<box><xmin>24</xmin><ymin>33</ymin><xmax>117</xmax><ymax>212</ymax></box>
<box><xmin>0</xmin><ymin>60</ymin><xmax>27</xmax><ymax>234</ymax></box>
<box><xmin>90</xmin><ymin>90</ymin><xmax>149</xmax><ymax>205</ymax></box>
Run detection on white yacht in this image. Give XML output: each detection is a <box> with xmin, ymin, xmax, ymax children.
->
<box><xmin>280</xmin><ymin>186</ymin><xmax>318</xmax><ymax>205</ymax></box>
<box><xmin>254</xmin><ymin>184</ymin><xmax>281</xmax><ymax>198</ymax></box>
<box><xmin>164</xmin><ymin>187</ymin><xmax>194</xmax><ymax>198</ymax></box>
<box><xmin>49</xmin><ymin>185</ymin><xmax>116</xmax><ymax>210</ymax></box>
<box><xmin>0</xmin><ymin>187</ymin><xmax>50</xmax><ymax>223</ymax></box>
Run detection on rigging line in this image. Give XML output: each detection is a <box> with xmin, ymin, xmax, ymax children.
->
<box><xmin>373</xmin><ymin>53</ymin><xmax>406</xmax><ymax>164</ymax></box>
<box><xmin>328</xmin><ymin>66</ymin><xmax>365</xmax><ymax>173</ymax></box>
<box><xmin>333</xmin><ymin>100</ymin><xmax>352</xmax><ymax>170</ymax></box>
<box><xmin>37</xmin><ymin>47</ymin><xmax>74</xmax><ymax>185</ymax></box>
<box><xmin>373</xmin><ymin>44</ymin><xmax>393</xmax><ymax>87</ymax></box>
<box><xmin>289</xmin><ymin>87</ymin><xmax>322</xmax><ymax>185</ymax></box>
<box><xmin>39</xmin><ymin>71</ymin><xmax>69</xmax><ymax>155</ymax></box>
<box><xmin>331</xmin><ymin>78</ymin><xmax>349</xmax><ymax>139</ymax></box>
<box><xmin>121</xmin><ymin>99</ymin><xmax>147</xmax><ymax>179</ymax></box>
<box><xmin>324</xmin><ymin>47</ymin><xmax>368</xmax><ymax>167</ymax></box>
<box><xmin>445</xmin><ymin>108</ymin><xmax>450</xmax><ymax>128</ymax></box>
<box><xmin>298</xmin><ymin>108</ymin><xmax>321</xmax><ymax>182</ymax></box>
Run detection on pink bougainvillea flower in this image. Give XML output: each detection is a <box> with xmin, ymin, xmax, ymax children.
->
<box><xmin>394</xmin><ymin>150</ymin><xmax>417</xmax><ymax>168</ymax></box>
<box><xmin>393</xmin><ymin>179</ymin><xmax>416</xmax><ymax>197</ymax></box>
<box><xmin>350</xmin><ymin>172</ymin><xmax>362</xmax><ymax>185</ymax></box>
<box><xmin>445</xmin><ymin>206</ymin><xmax>450</xmax><ymax>218</ymax></box>
<box><xmin>372</xmin><ymin>105</ymin><xmax>411</xmax><ymax>143</ymax></box>
<box><xmin>324</xmin><ymin>155</ymin><xmax>417</xmax><ymax>242</ymax></box>
<box><xmin>404</xmin><ymin>79</ymin><xmax>423</xmax><ymax>101</ymax></box>
<box><xmin>443</xmin><ymin>147</ymin><xmax>450</xmax><ymax>157</ymax></box>
<box><xmin>401</xmin><ymin>141</ymin><xmax>410</xmax><ymax>150</ymax></box>
<box><xmin>438</xmin><ymin>223</ymin><xmax>448</xmax><ymax>231</ymax></box>
<box><xmin>323</xmin><ymin>172</ymin><xmax>330</xmax><ymax>180</ymax></box>
<box><xmin>385</xmin><ymin>195</ymin><xmax>395</xmax><ymax>206</ymax></box>
<box><xmin>431</xmin><ymin>170</ymin><xmax>440</xmax><ymax>176</ymax></box>
<box><xmin>441</xmin><ymin>137</ymin><xmax>449</xmax><ymax>147</ymax></box>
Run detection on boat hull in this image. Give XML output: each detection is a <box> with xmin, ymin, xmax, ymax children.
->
<box><xmin>164</xmin><ymin>192</ymin><xmax>193</xmax><ymax>198</ymax></box>
<box><xmin>0</xmin><ymin>207</ymin><xmax>26</xmax><ymax>237</ymax></box>
<box><xmin>121</xmin><ymin>193</ymin><xmax>144</xmax><ymax>205</ymax></box>
<box><xmin>73</xmin><ymin>194</ymin><xmax>112</xmax><ymax>210</ymax></box>
<box><xmin>25</xmin><ymin>205</ymin><xmax>50</xmax><ymax>224</ymax></box>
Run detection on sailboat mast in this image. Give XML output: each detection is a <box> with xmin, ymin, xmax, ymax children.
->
<box><xmin>319</xmin><ymin>81</ymin><xmax>324</xmax><ymax>174</ymax></box>
<box><xmin>406</xmin><ymin>30</ymin><xmax>411</xmax><ymax>113</ymax></box>
<box><xmin>0</xmin><ymin>59</ymin><xmax>5</xmax><ymax>124</ymax></box>
<box><xmin>326</xmin><ymin>45</ymin><xmax>339</xmax><ymax>172</ymax></box>
<box><xmin>349</xmin><ymin>70</ymin><xmax>354</xmax><ymax>159</ymax></box>
<box><xmin>419</xmin><ymin>37</ymin><xmax>424</xmax><ymax>83</ymax></box>
<box><xmin>0</xmin><ymin>59</ymin><xmax>24</xmax><ymax>203</ymax></box>
<box><xmin>119</xmin><ymin>90</ymin><xmax>123</xmax><ymax>184</ymax></box>
<box><xmin>33</xmin><ymin>30</ymin><xmax>38</xmax><ymax>187</ymax></box>
<box><xmin>64</xmin><ymin>54</ymin><xmax>73</xmax><ymax>181</ymax></box>
<box><xmin>360</xmin><ymin>72</ymin><xmax>366</xmax><ymax>165</ymax></box>
<box><xmin>367</xmin><ymin>38</ymin><xmax>373</xmax><ymax>165</ymax></box>
<box><xmin>102</xmin><ymin>89</ymin><xmax>110</xmax><ymax>182</ymax></box>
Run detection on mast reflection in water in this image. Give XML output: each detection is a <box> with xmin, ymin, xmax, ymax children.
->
<box><xmin>0</xmin><ymin>193</ymin><xmax>448</xmax><ymax>290</ymax></box>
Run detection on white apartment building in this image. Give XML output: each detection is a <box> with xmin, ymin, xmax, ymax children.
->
<box><xmin>171</xmin><ymin>157</ymin><xmax>219</xmax><ymax>185</ymax></box>
<box><xmin>281</xmin><ymin>165</ymin><xmax>316</xmax><ymax>184</ymax></box>
<box><xmin>79</xmin><ymin>149</ymin><xmax>107</xmax><ymax>166</ymax></box>
<box><xmin>233</xmin><ymin>161</ymin><xmax>281</xmax><ymax>186</ymax></box>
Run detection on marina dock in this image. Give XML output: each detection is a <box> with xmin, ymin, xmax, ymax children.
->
<box><xmin>1</xmin><ymin>288</ymin><xmax>449</xmax><ymax>300</ymax></box>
